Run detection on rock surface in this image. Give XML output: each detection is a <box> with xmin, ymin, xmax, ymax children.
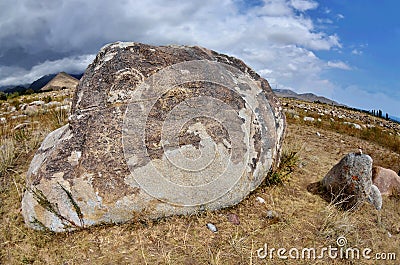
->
<box><xmin>322</xmin><ymin>153</ymin><xmax>382</xmax><ymax>210</ymax></box>
<box><xmin>21</xmin><ymin>42</ymin><xmax>286</xmax><ymax>232</ymax></box>
<box><xmin>372</xmin><ymin>166</ymin><xmax>400</xmax><ymax>196</ymax></box>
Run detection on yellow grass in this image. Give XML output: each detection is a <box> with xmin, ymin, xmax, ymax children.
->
<box><xmin>0</xmin><ymin>95</ymin><xmax>399</xmax><ymax>264</ymax></box>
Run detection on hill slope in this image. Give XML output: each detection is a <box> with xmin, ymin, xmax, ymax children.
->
<box><xmin>273</xmin><ymin>88</ymin><xmax>343</xmax><ymax>106</ymax></box>
<box><xmin>40</xmin><ymin>72</ymin><xmax>79</xmax><ymax>91</ymax></box>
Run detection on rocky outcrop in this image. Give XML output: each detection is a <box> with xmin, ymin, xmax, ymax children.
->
<box><xmin>322</xmin><ymin>153</ymin><xmax>382</xmax><ymax>210</ymax></box>
<box><xmin>21</xmin><ymin>42</ymin><xmax>286</xmax><ymax>232</ymax></box>
<box><xmin>372</xmin><ymin>166</ymin><xmax>400</xmax><ymax>196</ymax></box>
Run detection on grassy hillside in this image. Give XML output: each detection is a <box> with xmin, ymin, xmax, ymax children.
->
<box><xmin>1</xmin><ymin>94</ymin><xmax>399</xmax><ymax>264</ymax></box>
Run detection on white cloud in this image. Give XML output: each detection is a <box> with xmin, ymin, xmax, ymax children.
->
<box><xmin>0</xmin><ymin>54</ymin><xmax>95</xmax><ymax>86</ymax></box>
<box><xmin>337</xmin><ymin>14</ymin><xmax>345</xmax><ymax>20</ymax></box>
<box><xmin>0</xmin><ymin>0</ymin><xmax>342</xmax><ymax>97</ymax></box>
<box><xmin>327</xmin><ymin>60</ymin><xmax>352</xmax><ymax>70</ymax></box>
<box><xmin>290</xmin><ymin>0</ymin><xmax>318</xmax><ymax>11</ymax></box>
<box><xmin>317</xmin><ymin>18</ymin><xmax>333</xmax><ymax>24</ymax></box>
<box><xmin>352</xmin><ymin>49</ymin><xmax>363</xmax><ymax>55</ymax></box>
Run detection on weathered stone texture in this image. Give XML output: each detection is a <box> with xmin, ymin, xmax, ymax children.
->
<box><xmin>22</xmin><ymin>42</ymin><xmax>285</xmax><ymax>231</ymax></box>
<box><xmin>322</xmin><ymin>153</ymin><xmax>382</xmax><ymax>210</ymax></box>
<box><xmin>372</xmin><ymin>166</ymin><xmax>400</xmax><ymax>196</ymax></box>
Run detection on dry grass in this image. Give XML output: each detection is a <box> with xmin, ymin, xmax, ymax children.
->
<box><xmin>0</xmin><ymin>95</ymin><xmax>399</xmax><ymax>264</ymax></box>
<box><xmin>0</xmin><ymin>138</ymin><xmax>15</xmax><ymax>176</ymax></box>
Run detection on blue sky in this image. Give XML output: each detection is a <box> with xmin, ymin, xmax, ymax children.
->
<box><xmin>0</xmin><ymin>0</ymin><xmax>399</xmax><ymax>116</ymax></box>
<box><xmin>310</xmin><ymin>0</ymin><xmax>400</xmax><ymax>116</ymax></box>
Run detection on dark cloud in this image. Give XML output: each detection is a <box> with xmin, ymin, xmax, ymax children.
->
<box><xmin>0</xmin><ymin>0</ymin><xmax>340</xmax><ymax>94</ymax></box>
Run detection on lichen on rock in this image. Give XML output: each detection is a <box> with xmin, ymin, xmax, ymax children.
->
<box><xmin>21</xmin><ymin>42</ymin><xmax>286</xmax><ymax>232</ymax></box>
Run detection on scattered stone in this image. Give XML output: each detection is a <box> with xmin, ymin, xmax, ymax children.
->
<box><xmin>45</xmin><ymin>101</ymin><xmax>62</xmax><ymax>108</ymax></box>
<box><xmin>7</xmin><ymin>106</ymin><xmax>16</xmax><ymax>112</ymax></box>
<box><xmin>316</xmin><ymin>132</ymin><xmax>321</xmax><ymax>137</ymax></box>
<box><xmin>343</xmin><ymin>122</ymin><xmax>362</xmax><ymax>130</ymax></box>
<box><xmin>266</xmin><ymin>210</ymin><xmax>274</xmax><ymax>219</ymax></box>
<box><xmin>372</xmin><ymin>166</ymin><xmax>400</xmax><ymax>196</ymax></box>
<box><xmin>21</xmin><ymin>42</ymin><xmax>286</xmax><ymax>232</ymax></box>
<box><xmin>0</xmin><ymin>117</ymin><xmax>6</xmax><ymax>124</ymax></box>
<box><xmin>29</xmin><ymin>100</ymin><xmax>45</xmax><ymax>106</ymax></box>
<box><xmin>206</xmin><ymin>223</ymin><xmax>218</xmax><ymax>233</ymax></box>
<box><xmin>304</xmin><ymin>116</ymin><xmax>314</xmax><ymax>122</ymax></box>
<box><xmin>11</xmin><ymin>114</ymin><xmax>27</xmax><ymax>120</ymax></box>
<box><xmin>13</xmin><ymin>123</ymin><xmax>29</xmax><ymax>130</ymax></box>
<box><xmin>256</xmin><ymin>196</ymin><xmax>266</xmax><ymax>204</ymax></box>
<box><xmin>321</xmin><ymin>153</ymin><xmax>382</xmax><ymax>210</ymax></box>
<box><xmin>55</xmin><ymin>105</ymin><xmax>70</xmax><ymax>111</ymax></box>
<box><xmin>227</xmin><ymin>213</ymin><xmax>240</xmax><ymax>225</ymax></box>
<box><xmin>368</xmin><ymin>185</ymin><xmax>382</xmax><ymax>210</ymax></box>
<box><xmin>263</xmin><ymin>210</ymin><xmax>280</xmax><ymax>221</ymax></box>
<box><xmin>23</xmin><ymin>105</ymin><xmax>39</xmax><ymax>116</ymax></box>
<box><xmin>20</xmin><ymin>104</ymin><xmax>28</xmax><ymax>111</ymax></box>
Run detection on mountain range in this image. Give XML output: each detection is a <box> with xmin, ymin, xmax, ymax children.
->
<box><xmin>0</xmin><ymin>72</ymin><xmax>83</xmax><ymax>93</ymax></box>
<box><xmin>2</xmin><ymin>74</ymin><xmax>396</xmax><ymax>122</ymax></box>
<box><xmin>40</xmin><ymin>72</ymin><xmax>80</xmax><ymax>91</ymax></box>
<box><xmin>272</xmin><ymin>88</ymin><xmax>344</xmax><ymax>106</ymax></box>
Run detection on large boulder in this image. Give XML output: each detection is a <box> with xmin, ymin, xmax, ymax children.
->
<box><xmin>21</xmin><ymin>42</ymin><xmax>285</xmax><ymax>232</ymax></box>
<box><xmin>322</xmin><ymin>153</ymin><xmax>382</xmax><ymax>210</ymax></box>
<box><xmin>372</xmin><ymin>166</ymin><xmax>400</xmax><ymax>196</ymax></box>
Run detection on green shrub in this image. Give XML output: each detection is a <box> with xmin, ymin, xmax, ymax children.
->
<box><xmin>24</xmin><ymin>89</ymin><xmax>35</xmax><ymax>95</ymax></box>
<box><xmin>7</xmin><ymin>92</ymin><xmax>19</xmax><ymax>99</ymax></box>
<box><xmin>265</xmin><ymin>150</ymin><xmax>298</xmax><ymax>186</ymax></box>
<box><xmin>44</xmin><ymin>96</ymin><xmax>52</xmax><ymax>103</ymax></box>
<box><xmin>0</xmin><ymin>91</ymin><xmax>6</xmax><ymax>101</ymax></box>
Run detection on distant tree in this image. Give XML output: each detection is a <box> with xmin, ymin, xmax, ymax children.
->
<box><xmin>385</xmin><ymin>113</ymin><xmax>389</xmax><ymax>120</ymax></box>
<box><xmin>7</xmin><ymin>91</ymin><xmax>19</xmax><ymax>99</ymax></box>
<box><xmin>24</xmin><ymin>88</ymin><xmax>34</xmax><ymax>95</ymax></box>
<box><xmin>378</xmin><ymin>109</ymin><xmax>383</xmax><ymax>118</ymax></box>
<box><xmin>0</xmin><ymin>91</ymin><xmax>6</xmax><ymax>101</ymax></box>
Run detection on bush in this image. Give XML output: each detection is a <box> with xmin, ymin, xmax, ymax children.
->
<box><xmin>44</xmin><ymin>96</ymin><xmax>52</xmax><ymax>103</ymax></box>
<box><xmin>7</xmin><ymin>92</ymin><xmax>19</xmax><ymax>99</ymax></box>
<box><xmin>24</xmin><ymin>89</ymin><xmax>35</xmax><ymax>95</ymax></box>
<box><xmin>265</xmin><ymin>150</ymin><xmax>298</xmax><ymax>186</ymax></box>
<box><xmin>0</xmin><ymin>91</ymin><xmax>6</xmax><ymax>101</ymax></box>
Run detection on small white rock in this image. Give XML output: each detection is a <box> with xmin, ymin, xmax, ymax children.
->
<box><xmin>266</xmin><ymin>210</ymin><xmax>275</xmax><ymax>219</ymax></box>
<box><xmin>316</xmin><ymin>132</ymin><xmax>321</xmax><ymax>137</ymax></box>
<box><xmin>29</xmin><ymin>100</ymin><xmax>45</xmax><ymax>106</ymax></box>
<box><xmin>206</xmin><ymin>223</ymin><xmax>218</xmax><ymax>233</ymax></box>
<box><xmin>256</xmin><ymin>196</ymin><xmax>266</xmax><ymax>204</ymax></box>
